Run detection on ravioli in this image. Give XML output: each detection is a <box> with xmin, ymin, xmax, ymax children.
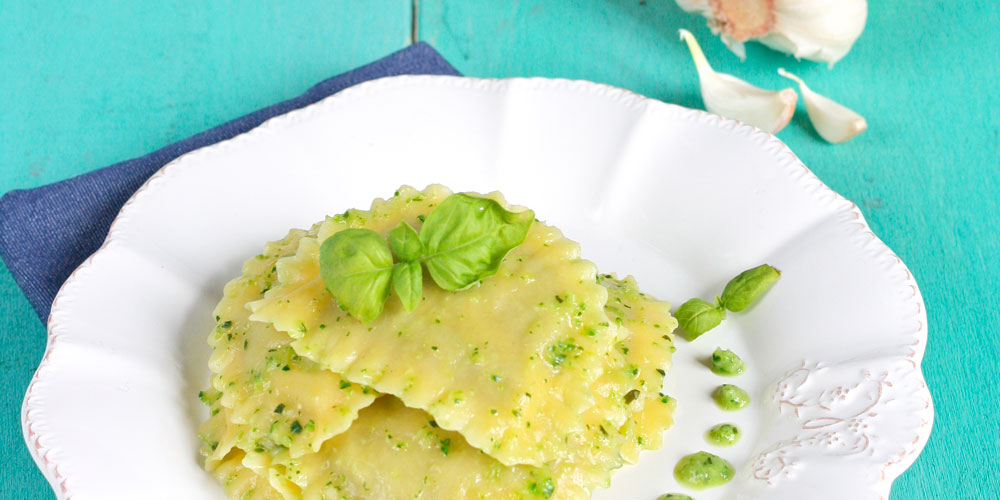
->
<box><xmin>204</xmin><ymin>228</ymin><xmax>377</xmax><ymax>462</ymax></box>
<box><xmin>248</xmin><ymin>185</ymin><xmax>619</xmax><ymax>467</ymax></box>
<box><xmin>282</xmin><ymin>397</ymin><xmax>560</xmax><ymax>500</ymax></box>
<box><xmin>226</xmin><ymin>274</ymin><xmax>677</xmax><ymax>500</ymax></box>
<box><xmin>199</xmin><ymin>393</ymin><xmax>287</xmax><ymax>499</ymax></box>
<box><xmin>543</xmin><ymin>275</ymin><xmax>678</xmax><ymax>494</ymax></box>
<box><xmin>598</xmin><ymin>275</ymin><xmax>677</xmax><ymax>464</ymax></box>
<box><xmin>197</xmin><ymin>389</ymin><xmax>240</xmax><ymax>471</ymax></box>
<box><xmin>199</xmin><ymin>185</ymin><xmax>679</xmax><ymax>500</ymax></box>
<box><xmin>211</xmin><ymin>449</ymin><xmax>286</xmax><ymax>500</ymax></box>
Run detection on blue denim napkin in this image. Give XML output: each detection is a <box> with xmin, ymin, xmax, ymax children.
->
<box><xmin>0</xmin><ymin>43</ymin><xmax>459</xmax><ymax>320</ymax></box>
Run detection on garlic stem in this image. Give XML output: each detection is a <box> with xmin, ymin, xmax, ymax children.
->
<box><xmin>679</xmin><ymin>29</ymin><xmax>797</xmax><ymax>134</ymax></box>
<box><xmin>778</xmin><ymin>68</ymin><xmax>867</xmax><ymax>144</ymax></box>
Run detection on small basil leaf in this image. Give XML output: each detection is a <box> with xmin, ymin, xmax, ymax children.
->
<box><xmin>388</xmin><ymin>221</ymin><xmax>423</xmax><ymax>261</ymax></box>
<box><xmin>319</xmin><ymin>229</ymin><xmax>394</xmax><ymax>322</ymax></box>
<box><xmin>674</xmin><ymin>298</ymin><xmax>726</xmax><ymax>340</ymax></box>
<box><xmin>720</xmin><ymin>264</ymin><xmax>781</xmax><ymax>312</ymax></box>
<box><xmin>419</xmin><ymin>193</ymin><xmax>534</xmax><ymax>291</ymax></box>
<box><xmin>391</xmin><ymin>261</ymin><xmax>423</xmax><ymax>311</ymax></box>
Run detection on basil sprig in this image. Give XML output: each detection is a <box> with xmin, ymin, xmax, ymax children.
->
<box><xmin>420</xmin><ymin>193</ymin><xmax>535</xmax><ymax>291</ymax></box>
<box><xmin>674</xmin><ymin>297</ymin><xmax>726</xmax><ymax>337</ymax></box>
<box><xmin>319</xmin><ymin>193</ymin><xmax>534</xmax><ymax>322</ymax></box>
<box><xmin>675</xmin><ymin>264</ymin><xmax>781</xmax><ymax>340</ymax></box>
<box><xmin>318</xmin><ymin>229</ymin><xmax>395</xmax><ymax>323</ymax></box>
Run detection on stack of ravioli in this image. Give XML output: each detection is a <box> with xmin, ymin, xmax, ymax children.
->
<box><xmin>198</xmin><ymin>185</ymin><xmax>678</xmax><ymax>500</ymax></box>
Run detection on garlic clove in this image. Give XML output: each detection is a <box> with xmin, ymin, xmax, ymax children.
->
<box><xmin>760</xmin><ymin>0</ymin><xmax>868</xmax><ymax>66</ymax></box>
<box><xmin>676</xmin><ymin>0</ymin><xmax>868</xmax><ymax>66</ymax></box>
<box><xmin>679</xmin><ymin>29</ymin><xmax>798</xmax><ymax>134</ymax></box>
<box><xmin>778</xmin><ymin>68</ymin><xmax>867</xmax><ymax>144</ymax></box>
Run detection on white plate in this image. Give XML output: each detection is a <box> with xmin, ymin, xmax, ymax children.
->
<box><xmin>22</xmin><ymin>76</ymin><xmax>933</xmax><ymax>500</ymax></box>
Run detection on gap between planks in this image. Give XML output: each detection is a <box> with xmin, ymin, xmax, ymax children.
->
<box><xmin>411</xmin><ymin>0</ymin><xmax>420</xmax><ymax>44</ymax></box>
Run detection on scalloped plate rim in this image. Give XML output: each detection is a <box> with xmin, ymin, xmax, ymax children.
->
<box><xmin>20</xmin><ymin>74</ymin><xmax>933</xmax><ymax>500</ymax></box>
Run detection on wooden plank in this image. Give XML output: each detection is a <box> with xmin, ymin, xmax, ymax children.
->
<box><xmin>419</xmin><ymin>2</ymin><xmax>1000</xmax><ymax>499</ymax></box>
<box><xmin>0</xmin><ymin>0</ymin><xmax>412</xmax><ymax>194</ymax></box>
<box><xmin>0</xmin><ymin>2</ymin><xmax>410</xmax><ymax>498</ymax></box>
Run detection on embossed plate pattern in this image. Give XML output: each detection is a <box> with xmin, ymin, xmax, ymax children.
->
<box><xmin>22</xmin><ymin>76</ymin><xmax>932</xmax><ymax>500</ymax></box>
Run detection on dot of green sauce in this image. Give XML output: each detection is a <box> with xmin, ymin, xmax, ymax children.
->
<box><xmin>712</xmin><ymin>384</ymin><xmax>750</xmax><ymax>411</ymax></box>
<box><xmin>527</xmin><ymin>476</ymin><xmax>555</xmax><ymax>498</ymax></box>
<box><xmin>673</xmin><ymin>451</ymin><xmax>735</xmax><ymax>489</ymax></box>
<box><xmin>710</xmin><ymin>347</ymin><xmax>746</xmax><ymax>376</ymax></box>
<box><xmin>656</xmin><ymin>494</ymin><xmax>695</xmax><ymax>500</ymax></box>
<box><xmin>706</xmin><ymin>423</ymin><xmax>741</xmax><ymax>446</ymax></box>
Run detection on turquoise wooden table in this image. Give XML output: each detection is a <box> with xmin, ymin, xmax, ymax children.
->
<box><xmin>1</xmin><ymin>1</ymin><xmax>997</xmax><ymax>498</ymax></box>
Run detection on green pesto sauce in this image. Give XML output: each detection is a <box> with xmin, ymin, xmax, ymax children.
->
<box><xmin>527</xmin><ymin>476</ymin><xmax>555</xmax><ymax>498</ymax></box>
<box><xmin>712</xmin><ymin>384</ymin><xmax>750</xmax><ymax>411</ymax></box>
<box><xmin>710</xmin><ymin>347</ymin><xmax>746</xmax><ymax>376</ymax></box>
<box><xmin>673</xmin><ymin>451</ymin><xmax>735</xmax><ymax>489</ymax></box>
<box><xmin>706</xmin><ymin>423</ymin><xmax>741</xmax><ymax>446</ymax></box>
<box><xmin>656</xmin><ymin>494</ymin><xmax>694</xmax><ymax>500</ymax></box>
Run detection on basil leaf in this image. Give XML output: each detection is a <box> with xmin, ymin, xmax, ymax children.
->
<box><xmin>319</xmin><ymin>229</ymin><xmax>394</xmax><ymax>322</ymax></box>
<box><xmin>388</xmin><ymin>221</ymin><xmax>423</xmax><ymax>261</ymax></box>
<box><xmin>391</xmin><ymin>261</ymin><xmax>423</xmax><ymax>311</ymax></box>
<box><xmin>720</xmin><ymin>264</ymin><xmax>781</xmax><ymax>312</ymax></box>
<box><xmin>419</xmin><ymin>193</ymin><xmax>534</xmax><ymax>291</ymax></box>
<box><xmin>674</xmin><ymin>298</ymin><xmax>726</xmax><ymax>340</ymax></box>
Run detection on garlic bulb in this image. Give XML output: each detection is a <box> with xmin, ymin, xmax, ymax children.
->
<box><xmin>679</xmin><ymin>29</ymin><xmax>797</xmax><ymax>134</ymax></box>
<box><xmin>675</xmin><ymin>0</ymin><xmax>868</xmax><ymax>65</ymax></box>
<box><xmin>778</xmin><ymin>68</ymin><xmax>866</xmax><ymax>144</ymax></box>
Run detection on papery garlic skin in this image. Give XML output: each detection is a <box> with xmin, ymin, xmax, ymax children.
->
<box><xmin>676</xmin><ymin>0</ymin><xmax>868</xmax><ymax>65</ymax></box>
<box><xmin>680</xmin><ymin>29</ymin><xmax>797</xmax><ymax>134</ymax></box>
<box><xmin>778</xmin><ymin>68</ymin><xmax>867</xmax><ymax>144</ymax></box>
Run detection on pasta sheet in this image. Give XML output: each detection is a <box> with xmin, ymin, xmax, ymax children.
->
<box><xmin>199</xmin><ymin>186</ymin><xmax>678</xmax><ymax>500</ymax></box>
<box><xmin>249</xmin><ymin>186</ymin><xmax>618</xmax><ymax>467</ymax></box>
